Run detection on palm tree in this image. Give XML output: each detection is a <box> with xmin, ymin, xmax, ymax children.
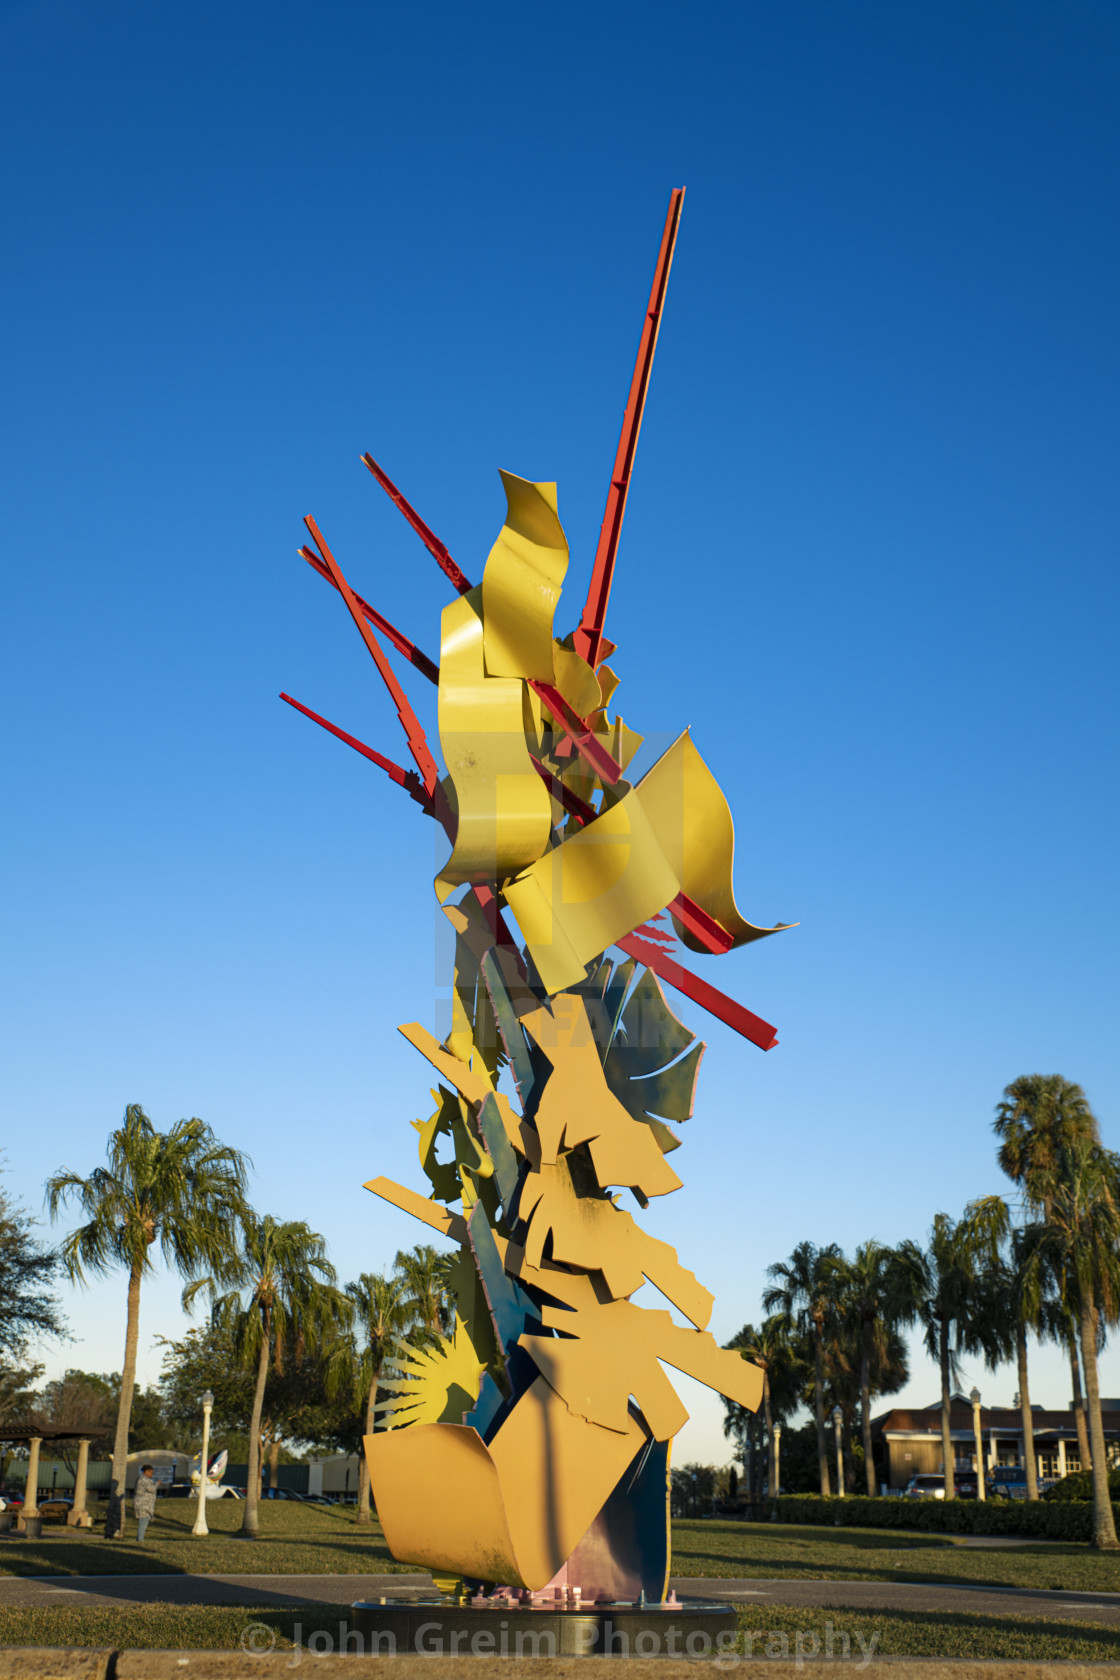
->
<box><xmin>47</xmin><ymin>1104</ymin><xmax>250</xmax><ymax>1537</ymax></box>
<box><xmin>994</xmin><ymin>1073</ymin><xmax>1101</xmax><ymax>1476</ymax></box>
<box><xmin>725</xmin><ymin>1315</ymin><xmax>803</xmax><ymax>1500</ymax></box>
<box><xmin>901</xmin><ymin>1198</ymin><xmax>1007</xmax><ymax>1500</ymax></box>
<box><xmin>764</xmin><ymin>1242</ymin><xmax>842</xmax><ymax>1495</ymax></box>
<box><xmin>994</xmin><ymin>1075</ymin><xmax>1099</xmax><ymax>1215</ymax></box>
<box><xmin>191</xmin><ymin>1214</ymin><xmax>349</xmax><ymax>1538</ymax></box>
<box><xmin>346</xmin><ymin>1271</ymin><xmax>414</xmax><ymax>1527</ymax></box>
<box><xmin>834</xmin><ymin>1243</ymin><xmax>920</xmax><ymax>1497</ymax></box>
<box><xmin>394</xmin><ymin>1245</ymin><xmax>452</xmax><ymax>1339</ymax></box>
<box><xmin>1042</xmin><ymin>1140</ymin><xmax>1120</xmax><ymax>1548</ymax></box>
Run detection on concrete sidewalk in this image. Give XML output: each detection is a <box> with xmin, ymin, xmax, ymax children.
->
<box><xmin>2</xmin><ymin>1573</ymin><xmax>1119</xmax><ymax>1627</ymax></box>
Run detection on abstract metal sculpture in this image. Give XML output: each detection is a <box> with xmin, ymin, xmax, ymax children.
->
<box><xmin>283</xmin><ymin>189</ymin><xmax>790</xmax><ymax>1607</ymax></box>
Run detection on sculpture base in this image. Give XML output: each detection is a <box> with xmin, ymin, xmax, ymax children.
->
<box><xmin>351</xmin><ymin>1596</ymin><xmax>735</xmax><ymax>1658</ymax></box>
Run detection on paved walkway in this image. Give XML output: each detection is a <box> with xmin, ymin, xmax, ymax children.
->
<box><xmin>675</xmin><ymin>1577</ymin><xmax>1120</xmax><ymax>1626</ymax></box>
<box><xmin>1</xmin><ymin>1572</ymin><xmax>1119</xmax><ymax>1627</ymax></box>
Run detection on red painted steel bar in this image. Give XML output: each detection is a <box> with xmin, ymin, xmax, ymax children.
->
<box><xmin>572</xmin><ymin>188</ymin><xmax>685</xmax><ymax>671</ymax></box>
<box><xmin>361</xmin><ymin>453</ymin><xmax>473</xmax><ymax>596</ymax></box>
<box><xmin>279</xmin><ymin>693</ymin><xmax>431</xmax><ymax>809</ymax></box>
<box><xmin>303</xmin><ymin>517</ymin><xmax>444</xmax><ymax>804</ymax></box>
<box><xmin>528</xmin><ymin>682</ymin><xmax>623</xmax><ymax>787</ymax></box>
<box><xmin>299</xmin><ymin>546</ymin><xmax>439</xmax><ymax>684</ymax></box>
<box><xmin>617</xmin><ymin>931</ymin><xmax>778</xmax><ymax>1052</ymax></box>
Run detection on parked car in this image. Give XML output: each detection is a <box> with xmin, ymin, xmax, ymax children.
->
<box><xmin>904</xmin><ymin>1474</ymin><xmax>947</xmax><ymax>1499</ymax></box>
<box><xmin>986</xmin><ymin>1466</ymin><xmax>1059</xmax><ymax>1499</ymax></box>
<box><xmin>260</xmin><ymin>1487</ymin><xmax>305</xmax><ymax>1501</ymax></box>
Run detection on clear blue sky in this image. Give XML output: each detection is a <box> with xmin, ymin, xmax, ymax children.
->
<box><xmin>4</xmin><ymin>0</ymin><xmax>1118</xmax><ymax>1462</ymax></box>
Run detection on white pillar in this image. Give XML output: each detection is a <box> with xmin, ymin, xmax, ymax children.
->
<box><xmin>1058</xmin><ymin>1439</ymin><xmax>1067</xmax><ymax>1478</ymax></box>
<box><xmin>68</xmin><ymin>1439</ymin><xmax>91</xmax><ymax>1526</ymax></box>
<box><xmin>22</xmin><ymin>1437</ymin><xmax>42</xmax><ymax>1518</ymax></box>
<box><xmin>972</xmin><ymin>1400</ymin><xmax>986</xmax><ymax>1502</ymax></box>
<box><xmin>192</xmin><ymin>1399</ymin><xmax>213</xmax><ymax>1538</ymax></box>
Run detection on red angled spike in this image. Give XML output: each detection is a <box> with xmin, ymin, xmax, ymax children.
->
<box><xmin>280</xmin><ymin>694</ymin><xmax>432</xmax><ymax>810</ymax></box>
<box><xmin>617</xmin><ymin>931</ymin><xmax>777</xmax><ymax>1052</ymax></box>
<box><xmin>303</xmin><ymin>517</ymin><xmax>444</xmax><ymax>808</ymax></box>
<box><xmin>361</xmin><ymin>454</ymin><xmax>473</xmax><ymax>597</ymax></box>
<box><xmin>573</xmin><ymin>188</ymin><xmax>685</xmax><ymax>670</ymax></box>
<box><xmin>299</xmin><ymin>547</ymin><xmax>439</xmax><ymax>685</ymax></box>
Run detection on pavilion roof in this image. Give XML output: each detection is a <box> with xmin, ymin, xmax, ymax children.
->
<box><xmin>0</xmin><ymin>1420</ymin><xmax>109</xmax><ymax>1442</ymax></box>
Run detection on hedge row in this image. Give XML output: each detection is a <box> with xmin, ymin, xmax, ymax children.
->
<box><xmin>769</xmin><ymin>1492</ymin><xmax>1120</xmax><ymax>1541</ymax></box>
<box><xmin>1044</xmin><ymin>1467</ymin><xmax>1120</xmax><ymax>1502</ymax></box>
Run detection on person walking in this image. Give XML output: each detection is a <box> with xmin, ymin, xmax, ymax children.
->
<box><xmin>133</xmin><ymin>1465</ymin><xmax>158</xmax><ymax>1542</ymax></box>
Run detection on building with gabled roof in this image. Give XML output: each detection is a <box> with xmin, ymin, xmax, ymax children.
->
<box><xmin>870</xmin><ymin>1396</ymin><xmax>1120</xmax><ymax>1491</ymax></box>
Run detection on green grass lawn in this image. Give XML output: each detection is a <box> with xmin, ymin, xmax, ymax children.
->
<box><xmin>733</xmin><ymin>1604</ymin><xmax>1120</xmax><ymax>1663</ymax></box>
<box><xmin>672</xmin><ymin>1515</ymin><xmax>1120</xmax><ymax>1595</ymax></box>
<box><xmin>0</xmin><ymin>1602</ymin><xmax>1118</xmax><ymax>1661</ymax></box>
<box><xmin>2</xmin><ymin>1510</ymin><xmax>1120</xmax><ymax>1659</ymax></box>
<box><xmin>0</xmin><ymin>1498</ymin><xmax>407</xmax><ymax>1578</ymax></box>
<box><xmin>6</xmin><ymin>1506</ymin><xmax>1120</xmax><ymax>1597</ymax></box>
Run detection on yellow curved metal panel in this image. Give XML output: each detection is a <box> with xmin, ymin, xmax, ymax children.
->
<box><xmin>435</xmin><ymin>586</ymin><xmax>553</xmax><ymax>898</ymax></box>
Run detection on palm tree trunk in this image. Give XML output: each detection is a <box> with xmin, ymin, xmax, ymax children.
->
<box><xmin>356</xmin><ymin>1366</ymin><xmax>380</xmax><ymax>1527</ymax></box>
<box><xmin>761</xmin><ymin>1370</ymin><xmax>774</xmax><ymax>1504</ymax></box>
<box><xmin>1079</xmin><ymin>1299</ymin><xmax>1118</xmax><ymax>1548</ymax></box>
<box><xmin>1016</xmin><ymin>1324</ymin><xmax>1039</xmax><ymax>1499</ymax></box>
<box><xmin>268</xmin><ymin>1439</ymin><xmax>280</xmax><ymax>1492</ymax></box>
<box><xmin>241</xmin><ymin>1326</ymin><xmax>270</xmax><ymax>1539</ymax></box>
<box><xmin>939</xmin><ymin>1317</ymin><xmax>956</xmax><ymax>1501</ymax></box>
<box><xmin>861</xmin><ymin>1320</ymin><xmax>876</xmax><ymax>1497</ymax></box>
<box><xmin>813</xmin><ymin>1323</ymin><xmax>831</xmax><ymax>1496</ymax></box>
<box><xmin>1069</xmin><ymin>1329</ymin><xmax>1092</xmax><ymax>1472</ymax></box>
<box><xmin>841</xmin><ymin>1412</ymin><xmax>855</xmax><ymax>1495</ymax></box>
<box><xmin>105</xmin><ymin>1262</ymin><xmax>143</xmax><ymax>1539</ymax></box>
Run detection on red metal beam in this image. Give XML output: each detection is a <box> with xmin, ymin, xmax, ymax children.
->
<box><xmin>299</xmin><ymin>546</ymin><xmax>439</xmax><ymax>685</ymax></box>
<box><xmin>303</xmin><ymin>517</ymin><xmax>445</xmax><ymax>805</ymax></box>
<box><xmin>572</xmin><ymin>188</ymin><xmax>685</xmax><ymax>671</ymax></box>
<box><xmin>617</xmin><ymin>931</ymin><xmax>778</xmax><ymax>1052</ymax></box>
<box><xmin>361</xmin><ymin>454</ymin><xmax>473</xmax><ymax>597</ymax></box>
<box><xmin>280</xmin><ymin>693</ymin><xmax>431</xmax><ymax>810</ymax></box>
<box><xmin>528</xmin><ymin>682</ymin><xmax>623</xmax><ymax>787</ymax></box>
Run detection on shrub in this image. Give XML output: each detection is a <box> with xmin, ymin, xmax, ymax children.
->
<box><xmin>771</xmin><ymin>1493</ymin><xmax>1120</xmax><ymax>1541</ymax></box>
<box><xmin>1043</xmin><ymin>1468</ymin><xmax>1120</xmax><ymax>1503</ymax></box>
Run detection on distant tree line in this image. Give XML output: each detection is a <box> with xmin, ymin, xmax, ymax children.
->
<box><xmin>722</xmin><ymin>1073</ymin><xmax>1120</xmax><ymax>1549</ymax></box>
<box><xmin>1</xmin><ymin>1105</ymin><xmax>453</xmax><ymax>1540</ymax></box>
<box><xmin>4</xmin><ymin>1073</ymin><xmax>1117</xmax><ymax>1550</ymax></box>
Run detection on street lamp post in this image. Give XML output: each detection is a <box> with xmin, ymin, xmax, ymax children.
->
<box><xmin>770</xmin><ymin>1423</ymin><xmax>782</xmax><ymax>1521</ymax></box>
<box><xmin>970</xmin><ymin>1387</ymin><xmax>986</xmax><ymax>1502</ymax></box>
<box><xmin>833</xmin><ymin>1406</ymin><xmax>844</xmax><ymax>1495</ymax></box>
<box><xmin>192</xmin><ymin>1389</ymin><xmax>215</xmax><ymax>1538</ymax></box>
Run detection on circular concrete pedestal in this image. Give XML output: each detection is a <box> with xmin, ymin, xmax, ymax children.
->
<box><xmin>351</xmin><ymin>1596</ymin><xmax>734</xmax><ymax>1658</ymax></box>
